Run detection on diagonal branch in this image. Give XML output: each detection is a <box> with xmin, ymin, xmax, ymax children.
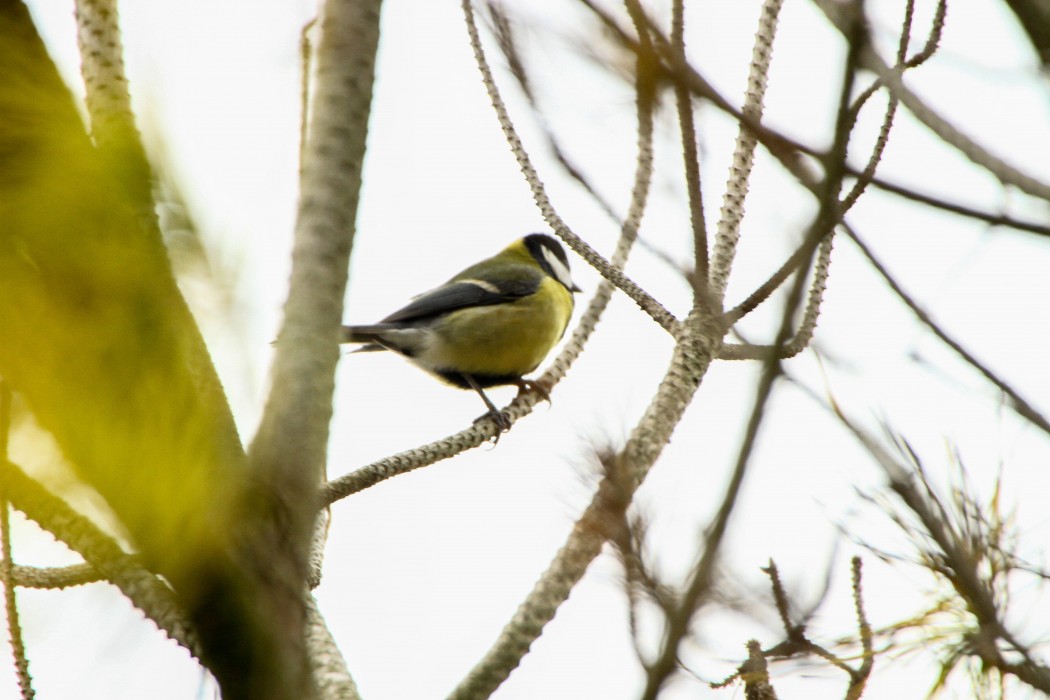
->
<box><xmin>828</xmin><ymin>412</ymin><xmax>1050</xmax><ymax>694</ymax></box>
<box><xmin>844</xmin><ymin>226</ymin><xmax>1050</xmax><ymax>438</ymax></box>
<box><xmin>641</xmin><ymin>331</ymin><xmax>783</xmax><ymax>698</ymax></box>
<box><xmin>326</xmin><ymin>0</ymin><xmax>658</xmax><ymax>507</ymax></box>
<box><xmin>74</xmin><ymin>0</ymin><xmax>155</xmax><ymax>219</ymax></box>
<box><xmin>812</xmin><ymin>0</ymin><xmax>1050</xmax><ymax>203</ymax></box>
<box><xmin>670</xmin><ymin>0</ymin><xmax>709</xmax><ymax>288</ymax></box>
<box><xmin>306</xmin><ymin>593</ymin><xmax>361</xmax><ymax>700</ymax></box>
<box><xmin>0</xmin><ymin>458</ymin><xmax>198</xmax><ymax>657</ymax></box>
<box><xmin>449</xmin><ymin>309</ymin><xmax>724</xmax><ymax>699</ymax></box>
<box><xmin>2</xmin><ymin>563</ymin><xmax>101</xmax><ymax>589</ymax></box>
<box><xmin>587</xmin><ymin>0</ymin><xmax>1050</xmax><ymax>242</ymax></box>
<box><xmin>463</xmin><ymin>0</ymin><xmax>679</xmax><ymax>336</ymax></box>
<box><xmin>644</xmin><ymin>24</ymin><xmax>864</xmax><ymax>684</ymax></box>
<box><xmin>724</xmin><ymin>0</ymin><xmax>934</xmax><ymax>338</ymax></box>
<box><xmin>708</xmin><ymin>0</ymin><xmax>786</xmax><ymax>303</ymax></box>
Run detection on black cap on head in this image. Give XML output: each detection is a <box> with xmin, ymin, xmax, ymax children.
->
<box><xmin>524</xmin><ymin>233</ymin><xmax>578</xmax><ymax>292</ymax></box>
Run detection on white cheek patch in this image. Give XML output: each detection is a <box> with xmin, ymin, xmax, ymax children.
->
<box><xmin>542</xmin><ymin>246</ymin><xmax>575</xmax><ymax>291</ymax></box>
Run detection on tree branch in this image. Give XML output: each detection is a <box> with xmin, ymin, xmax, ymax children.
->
<box><xmin>464</xmin><ymin>0</ymin><xmax>680</xmax><ymax>336</ymax></box>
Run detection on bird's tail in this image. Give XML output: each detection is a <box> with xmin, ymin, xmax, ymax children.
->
<box><xmin>341</xmin><ymin>325</ymin><xmax>392</xmax><ymax>352</ymax></box>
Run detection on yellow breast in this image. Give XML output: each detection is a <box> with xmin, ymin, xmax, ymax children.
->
<box><xmin>424</xmin><ymin>277</ymin><xmax>573</xmax><ymax>379</ymax></box>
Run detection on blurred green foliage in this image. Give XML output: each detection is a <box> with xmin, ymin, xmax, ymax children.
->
<box><xmin>0</xmin><ymin>2</ymin><xmax>247</xmax><ymax>601</ymax></box>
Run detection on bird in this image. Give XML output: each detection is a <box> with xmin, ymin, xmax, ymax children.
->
<box><xmin>341</xmin><ymin>233</ymin><xmax>580</xmax><ymax>432</ymax></box>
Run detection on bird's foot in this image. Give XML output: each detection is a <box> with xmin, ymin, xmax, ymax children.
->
<box><xmin>515</xmin><ymin>378</ymin><xmax>552</xmax><ymax>405</ymax></box>
<box><xmin>474</xmin><ymin>407</ymin><xmax>512</xmax><ymax>435</ymax></box>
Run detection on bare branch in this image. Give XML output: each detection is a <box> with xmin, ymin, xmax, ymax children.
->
<box><xmin>846</xmin><ymin>557</ymin><xmax>874</xmax><ymax>700</ymax></box>
<box><xmin>0</xmin><ymin>459</ymin><xmax>199</xmax><ymax>658</ymax></box>
<box><xmin>670</xmin><ymin>0</ymin><xmax>709</xmax><ymax>287</ymax></box>
<box><xmin>306</xmin><ymin>593</ymin><xmax>361</xmax><ymax>700</ymax></box>
<box><xmin>74</xmin><ymin>0</ymin><xmax>154</xmax><ymax>218</ymax></box>
<box><xmin>742</xmin><ymin>640</ymin><xmax>779</xmax><ymax>699</ymax></box>
<box><xmin>0</xmin><ymin>498</ymin><xmax>32</xmax><ymax>700</ymax></box>
<box><xmin>845</xmin><ymin>226</ymin><xmax>1050</xmax><ymax>438</ymax></box>
<box><xmin>464</xmin><ymin>0</ymin><xmax>680</xmax><ymax>335</ymax></box>
<box><xmin>450</xmin><ymin>297</ymin><xmax>724</xmax><ymax>697</ymax></box>
<box><xmin>813</xmin><ymin>0</ymin><xmax>1050</xmax><ymax>203</ymax></box>
<box><xmin>779</xmin><ymin>232</ymin><xmax>835</xmax><ymax>358</ymax></box>
<box><xmin>708</xmin><ymin>0</ymin><xmax>786</xmax><ymax>303</ymax></box>
<box><xmin>642</xmin><ymin>315</ymin><xmax>787</xmax><ymax>697</ymax></box>
<box><xmin>829</xmin><ymin>412</ymin><xmax>1050</xmax><ymax>694</ymax></box>
<box><xmin>2</xmin><ymin>563</ymin><xmax>101</xmax><ymax>590</ymax></box>
<box><xmin>448</xmin><ymin>461</ymin><xmax>632</xmax><ymax>699</ymax></box>
<box><xmin>248</xmin><ymin>1</ymin><xmax>385</xmax><ymax>693</ymax></box>
<box><xmin>622</xmin><ymin>0</ymin><xmax>658</xmax><ymax>248</ymax></box>
<box><xmin>863</xmin><ymin>176</ymin><xmax>1050</xmax><ymax>237</ymax></box>
<box><xmin>0</xmin><ymin>384</ymin><xmax>33</xmax><ymax>699</ymax></box>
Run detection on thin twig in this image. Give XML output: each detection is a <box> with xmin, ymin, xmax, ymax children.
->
<box><xmin>845</xmin><ymin>226</ymin><xmax>1050</xmax><ymax>438</ymax></box>
<box><xmin>645</xmin><ymin>21</ymin><xmax>865</xmax><ymax>686</ymax></box>
<box><xmin>0</xmin><ymin>459</ymin><xmax>199</xmax><ymax>658</ymax></box>
<box><xmin>764</xmin><ymin>560</ymin><xmax>794</xmax><ymax>632</ymax></box>
<box><xmin>813</xmin><ymin>0</ymin><xmax>1050</xmax><ymax>203</ymax></box>
<box><xmin>670</xmin><ymin>0</ymin><xmax>709</xmax><ymax>289</ymax></box>
<box><xmin>464</xmin><ymin>0</ymin><xmax>680</xmax><ymax>335</ymax></box>
<box><xmin>0</xmin><ymin>498</ymin><xmax>33</xmax><ymax>700</ymax></box>
<box><xmin>828</xmin><ymin>411</ymin><xmax>1050</xmax><ymax>694</ymax></box>
<box><xmin>622</xmin><ymin>0</ymin><xmax>658</xmax><ymax>247</ymax></box>
<box><xmin>581</xmin><ymin>0</ymin><xmax>1050</xmax><ymax>242</ymax></box>
<box><xmin>865</xmin><ymin>175</ymin><xmax>1050</xmax><ymax>237</ymax></box>
<box><xmin>708</xmin><ymin>0</ymin><xmax>786</xmax><ymax>303</ymax></box>
<box><xmin>721</xmin><ymin>4</ymin><xmax>869</xmax><ymax>359</ymax></box>
<box><xmin>3</xmin><ymin>563</ymin><xmax>101</xmax><ymax>589</ymax></box>
<box><xmin>778</xmin><ymin>228</ymin><xmax>835</xmax><ymax>359</ymax></box>
<box><xmin>0</xmin><ymin>384</ymin><xmax>34</xmax><ymax>699</ymax></box>
<box><xmin>839</xmin><ymin>0</ymin><xmax>945</xmax><ymax>215</ymax></box>
<box><xmin>846</xmin><ymin>557</ymin><xmax>874</xmax><ymax>700</ymax></box>
<box><xmin>641</xmin><ymin>330</ymin><xmax>783</xmax><ymax>698</ymax></box>
<box><xmin>74</xmin><ymin>0</ymin><xmax>155</xmax><ymax>220</ymax></box>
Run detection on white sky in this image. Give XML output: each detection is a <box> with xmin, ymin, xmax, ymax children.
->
<box><xmin>9</xmin><ymin>0</ymin><xmax>1050</xmax><ymax>698</ymax></box>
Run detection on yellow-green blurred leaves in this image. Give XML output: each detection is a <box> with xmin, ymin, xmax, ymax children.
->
<box><xmin>0</xmin><ymin>3</ymin><xmax>245</xmax><ymax>596</ymax></box>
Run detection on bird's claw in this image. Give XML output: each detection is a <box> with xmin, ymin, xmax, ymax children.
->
<box><xmin>515</xmin><ymin>378</ymin><xmax>552</xmax><ymax>405</ymax></box>
<box><xmin>474</xmin><ymin>408</ymin><xmax>512</xmax><ymax>436</ymax></box>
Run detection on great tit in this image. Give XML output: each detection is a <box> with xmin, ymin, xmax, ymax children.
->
<box><xmin>342</xmin><ymin>233</ymin><xmax>580</xmax><ymax>431</ymax></box>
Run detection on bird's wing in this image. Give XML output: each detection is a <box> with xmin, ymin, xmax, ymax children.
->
<box><xmin>381</xmin><ymin>278</ymin><xmax>538</xmax><ymax>324</ymax></box>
